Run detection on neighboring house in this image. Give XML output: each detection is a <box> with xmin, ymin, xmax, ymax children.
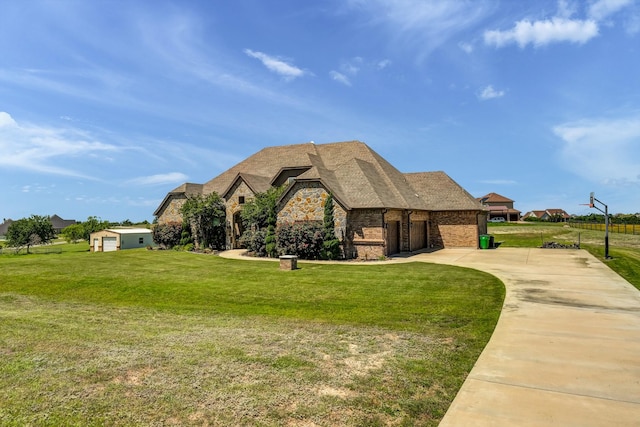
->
<box><xmin>477</xmin><ymin>193</ymin><xmax>521</xmax><ymax>222</ymax></box>
<box><xmin>50</xmin><ymin>214</ymin><xmax>77</xmax><ymax>233</ymax></box>
<box><xmin>90</xmin><ymin>228</ymin><xmax>153</xmax><ymax>252</ymax></box>
<box><xmin>154</xmin><ymin>140</ymin><xmax>487</xmax><ymax>260</ymax></box>
<box><xmin>0</xmin><ymin>219</ymin><xmax>14</xmax><ymax>237</ymax></box>
<box><xmin>523</xmin><ymin>209</ymin><xmax>571</xmax><ymax>222</ymax></box>
<box><xmin>1</xmin><ymin>215</ymin><xmax>76</xmax><ymax>236</ymax></box>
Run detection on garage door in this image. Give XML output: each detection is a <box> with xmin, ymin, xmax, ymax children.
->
<box><xmin>411</xmin><ymin>221</ymin><xmax>427</xmax><ymax>251</ymax></box>
<box><xmin>387</xmin><ymin>221</ymin><xmax>400</xmax><ymax>255</ymax></box>
<box><xmin>103</xmin><ymin>237</ymin><xmax>117</xmax><ymax>252</ymax></box>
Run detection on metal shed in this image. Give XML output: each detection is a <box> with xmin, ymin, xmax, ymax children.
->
<box><xmin>90</xmin><ymin>228</ymin><xmax>153</xmax><ymax>252</ymax></box>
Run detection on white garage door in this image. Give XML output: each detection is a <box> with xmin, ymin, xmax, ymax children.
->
<box><xmin>103</xmin><ymin>237</ymin><xmax>117</xmax><ymax>252</ymax></box>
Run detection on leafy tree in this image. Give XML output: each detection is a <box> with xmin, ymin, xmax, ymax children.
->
<box><xmin>181</xmin><ymin>193</ymin><xmax>226</xmax><ymax>250</ymax></box>
<box><xmin>321</xmin><ymin>193</ymin><xmax>341</xmax><ymax>260</ymax></box>
<box><xmin>265</xmin><ymin>213</ymin><xmax>277</xmax><ymax>257</ymax></box>
<box><xmin>240</xmin><ymin>186</ymin><xmax>286</xmax><ymax>230</ymax></box>
<box><xmin>6</xmin><ymin>215</ymin><xmax>55</xmax><ymax>254</ymax></box>
<box><xmin>61</xmin><ymin>223</ymin><xmax>85</xmax><ymax>243</ymax></box>
<box><xmin>179</xmin><ymin>221</ymin><xmax>193</xmax><ymax>246</ymax></box>
<box><xmin>81</xmin><ymin>216</ymin><xmax>110</xmax><ymax>241</ymax></box>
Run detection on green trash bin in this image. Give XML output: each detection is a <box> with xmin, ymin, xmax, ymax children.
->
<box><xmin>479</xmin><ymin>234</ymin><xmax>490</xmax><ymax>249</ymax></box>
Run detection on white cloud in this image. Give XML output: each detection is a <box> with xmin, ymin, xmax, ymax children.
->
<box><xmin>377</xmin><ymin>59</ymin><xmax>392</xmax><ymax>69</ymax></box>
<box><xmin>330</xmin><ymin>71</ymin><xmax>351</xmax><ymax>86</ymax></box>
<box><xmin>458</xmin><ymin>42</ymin><xmax>474</xmax><ymax>53</ymax></box>
<box><xmin>484</xmin><ymin>18</ymin><xmax>599</xmax><ymax>48</ymax></box>
<box><xmin>553</xmin><ymin>115</ymin><xmax>640</xmax><ymax>185</ymax></box>
<box><xmin>588</xmin><ymin>0</ymin><xmax>633</xmax><ymax>21</ymax></box>
<box><xmin>0</xmin><ymin>111</ymin><xmax>17</xmax><ymax>127</ymax></box>
<box><xmin>0</xmin><ymin>111</ymin><xmax>120</xmax><ymax>178</ymax></box>
<box><xmin>244</xmin><ymin>49</ymin><xmax>306</xmax><ymax>80</ymax></box>
<box><xmin>126</xmin><ymin>172</ymin><xmax>189</xmax><ymax>186</ymax></box>
<box><xmin>485</xmin><ymin>0</ymin><xmax>636</xmax><ymax>49</ymax></box>
<box><xmin>478</xmin><ymin>85</ymin><xmax>505</xmax><ymax>100</ymax></box>
<box><xmin>346</xmin><ymin>0</ymin><xmax>492</xmax><ymax>60</ymax></box>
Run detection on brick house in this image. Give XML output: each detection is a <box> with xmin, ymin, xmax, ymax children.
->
<box><xmin>477</xmin><ymin>192</ymin><xmax>521</xmax><ymax>222</ymax></box>
<box><xmin>522</xmin><ymin>209</ymin><xmax>571</xmax><ymax>222</ymax></box>
<box><xmin>154</xmin><ymin>141</ymin><xmax>487</xmax><ymax>259</ymax></box>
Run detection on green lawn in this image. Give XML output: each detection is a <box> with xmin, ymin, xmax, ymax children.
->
<box><xmin>0</xmin><ymin>246</ymin><xmax>504</xmax><ymax>426</ymax></box>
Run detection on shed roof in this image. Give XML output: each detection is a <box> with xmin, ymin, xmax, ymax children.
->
<box><xmin>105</xmin><ymin>228</ymin><xmax>152</xmax><ymax>235</ymax></box>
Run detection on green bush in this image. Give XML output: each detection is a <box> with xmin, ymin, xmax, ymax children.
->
<box><xmin>153</xmin><ymin>222</ymin><xmax>183</xmax><ymax>249</ymax></box>
<box><xmin>276</xmin><ymin>222</ymin><xmax>324</xmax><ymax>260</ymax></box>
<box><xmin>239</xmin><ymin>229</ymin><xmax>267</xmax><ymax>256</ymax></box>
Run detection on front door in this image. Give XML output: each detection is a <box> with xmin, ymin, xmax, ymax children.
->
<box><xmin>233</xmin><ymin>211</ymin><xmax>245</xmax><ymax>249</ymax></box>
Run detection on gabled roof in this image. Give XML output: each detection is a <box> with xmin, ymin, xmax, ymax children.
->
<box><xmin>524</xmin><ymin>210</ymin><xmax>547</xmax><ymax>218</ymax></box>
<box><xmin>546</xmin><ymin>208</ymin><xmax>570</xmax><ymax>218</ymax></box>
<box><xmin>221</xmin><ymin>173</ymin><xmax>272</xmax><ymax>199</ymax></box>
<box><xmin>477</xmin><ymin>192</ymin><xmax>514</xmax><ymax>204</ymax></box>
<box><xmin>153</xmin><ymin>183</ymin><xmax>203</xmax><ymax>216</ymax></box>
<box><xmin>50</xmin><ymin>214</ymin><xmax>76</xmax><ymax>229</ymax></box>
<box><xmin>404</xmin><ymin>172</ymin><xmax>485</xmax><ymax>211</ymax></box>
<box><xmin>158</xmin><ymin>141</ymin><xmax>484</xmax><ymax>215</ymax></box>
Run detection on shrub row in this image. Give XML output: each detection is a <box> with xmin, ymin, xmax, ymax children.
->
<box><xmin>241</xmin><ymin>222</ymin><xmax>338</xmax><ymax>260</ymax></box>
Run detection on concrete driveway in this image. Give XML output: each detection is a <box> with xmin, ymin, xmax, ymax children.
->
<box><xmin>415</xmin><ymin>248</ymin><xmax>640</xmax><ymax>427</ymax></box>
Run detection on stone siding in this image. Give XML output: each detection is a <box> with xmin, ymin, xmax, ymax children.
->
<box><xmin>429</xmin><ymin>211</ymin><xmax>480</xmax><ymax>248</ymax></box>
<box><xmin>225</xmin><ymin>180</ymin><xmax>255</xmax><ymax>248</ymax></box>
<box><xmin>277</xmin><ymin>182</ymin><xmax>348</xmax><ymax>255</ymax></box>
<box><xmin>157</xmin><ymin>195</ymin><xmax>187</xmax><ymax>225</ymax></box>
<box><xmin>225</xmin><ymin>181</ymin><xmax>255</xmax><ymax>217</ymax></box>
<box><xmin>277</xmin><ymin>182</ymin><xmax>346</xmax><ymax>236</ymax></box>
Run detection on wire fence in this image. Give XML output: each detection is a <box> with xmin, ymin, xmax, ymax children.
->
<box><xmin>568</xmin><ymin>221</ymin><xmax>640</xmax><ymax>235</ymax></box>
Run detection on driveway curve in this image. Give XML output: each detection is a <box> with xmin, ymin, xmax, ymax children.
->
<box><xmin>220</xmin><ymin>248</ymin><xmax>640</xmax><ymax>425</ymax></box>
<box><xmin>419</xmin><ymin>248</ymin><xmax>640</xmax><ymax>427</ymax></box>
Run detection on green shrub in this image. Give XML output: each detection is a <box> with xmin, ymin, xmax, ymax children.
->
<box><xmin>239</xmin><ymin>229</ymin><xmax>267</xmax><ymax>256</ymax></box>
<box><xmin>321</xmin><ymin>193</ymin><xmax>341</xmax><ymax>260</ymax></box>
<box><xmin>276</xmin><ymin>222</ymin><xmax>323</xmax><ymax>260</ymax></box>
<box><xmin>152</xmin><ymin>222</ymin><xmax>182</xmax><ymax>249</ymax></box>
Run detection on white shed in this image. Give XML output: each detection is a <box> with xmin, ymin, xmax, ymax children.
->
<box><xmin>90</xmin><ymin>228</ymin><xmax>154</xmax><ymax>252</ymax></box>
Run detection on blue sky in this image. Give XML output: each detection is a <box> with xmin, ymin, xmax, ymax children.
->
<box><xmin>1</xmin><ymin>0</ymin><xmax>639</xmax><ymax>223</ymax></box>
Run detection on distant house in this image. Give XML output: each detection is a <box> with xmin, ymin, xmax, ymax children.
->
<box><xmin>90</xmin><ymin>228</ymin><xmax>153</xmax><ymax>252</ymax></box>
<box><xmin>523</xmin><ymin>209</ymin><xmax>571</xmax><ymax>222</ymax></box>
<box><xmin>154</xmin><ymin>140</ymin><xmax>488</xmax><ymax>259</ymax></box>
<box><xmin>1</xmin><ymin>215</ymin><xmax>76</xmax><ymax>237</ymax></box>
<box><xmin>50</xmin><ymin>215</ymin><xmax>77</xmax><ymax>233</ymax></box>
<box><xmin>477</xmin><ymin>193</ymin><xmax>521</xmax><ymax>222</ymax></box>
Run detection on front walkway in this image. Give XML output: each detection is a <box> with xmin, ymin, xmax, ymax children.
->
<box><xmin>219</xmin><ymin>248</ymin><xmax>640</xmax><ymax>426</ymax></box>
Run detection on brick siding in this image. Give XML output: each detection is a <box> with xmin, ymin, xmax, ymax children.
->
<box><xmin>429</xmin><ymin>211</ymin><xmax>480</xmax><ymax>248</ymax></box>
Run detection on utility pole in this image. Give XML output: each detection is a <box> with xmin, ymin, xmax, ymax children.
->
<box><xmin>589</xmin><ymin>192</ymin><xmax>611</xmax><ymax>259</ymax></box>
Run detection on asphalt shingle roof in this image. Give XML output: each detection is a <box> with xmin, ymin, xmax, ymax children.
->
<box><xmin>159</xmin><ymin>140</ymin><xmax>483</xmax><ymax>214</ymax></box>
